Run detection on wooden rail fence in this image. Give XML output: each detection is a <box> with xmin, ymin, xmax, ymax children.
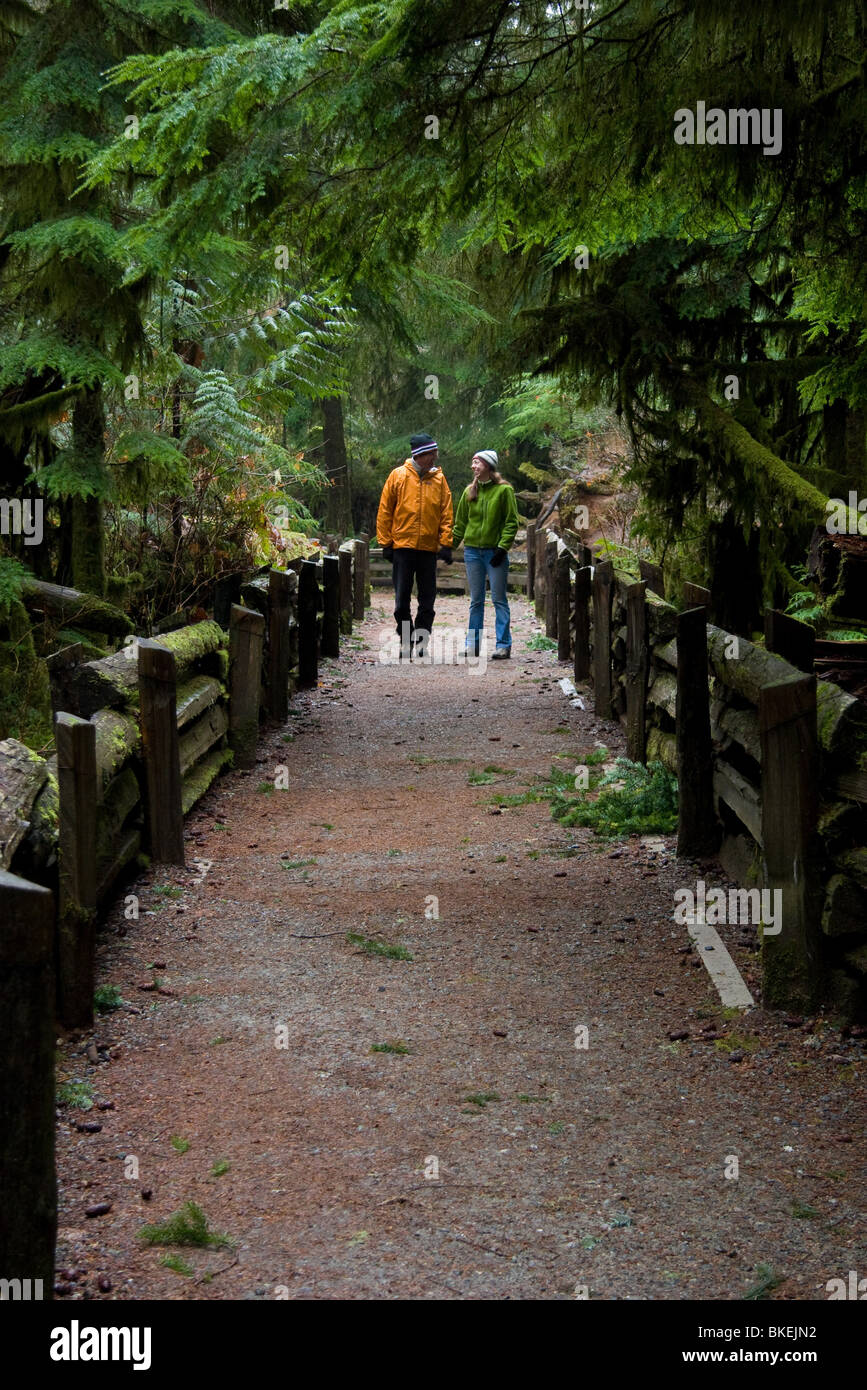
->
<box><xmin>0</xmin><ymin>536</ymin><xmax>372</xmax><ymax>1291</ymax></box>
<box><xmin>530</xmin><ymin>523</ymin><xmax>867</xmax><ymax>1018</ymax></box>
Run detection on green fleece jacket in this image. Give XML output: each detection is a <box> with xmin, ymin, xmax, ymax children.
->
<box><xmin>452</xmin><ymin>481</ymin><xmax>519</xmax><ymax>550</ymax></box>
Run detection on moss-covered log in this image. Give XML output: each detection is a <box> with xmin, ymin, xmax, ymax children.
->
<box><xmin>0</xmin><ymin>739</ymin><xmax>49</xmax><ymax>869</ymax></box>
<box><xmin>96</xmin><ymin>766</ymin><xmax>141</xmax><ymax>849</ymax></box>
<box><xmin>179</xmin><ymin>704</ymin><xmax>229</xmax><ymax>778</ymax></box>
<box><xmin>22</xmin><ymin>580</ymin><xmax>129</xmax><ymax>636</ymax></box>
<box><xmin>646</xmin><ymin>725</ymin><xmax>678</xmax><ymax>773</ymax></box>
<box><xmin>176</xmin><ymin>676</ymin><xmax>222</xmax><ymax>730</ymax></box>
<box><xmin>710</xmin><ymin>698</ymin><xmax>761</xmax><ymax>764</ymax></box>
<box><xmin>96</xmin><ymin>827</ymin><xmax>141</xmax><ymax>904</ymax></box>
<box><xmin>70</xmin><ymin>620</ymin><xmax>228</xmax><ymax>717</ymax></box>
<box><xmin>707</xmin><ymin>625</ymin><xmax>867</xmax><ymax>760</ymax></box>
<box><xmin>92</xmin><ymin>708</ymin><xmax>140</xmax><ymax>792</ymax></box>
<box><xmin>181</xmin><ymin>744</ymin><xmax>233</xmax><ymax>815</ymax></box>
<box><xmin>821</xmin><ymin>873</ymin><xmax>867</xmax><ymax>937</ymax></box>
<box><xmin>647</xmin><ymin>669</ymin><xmax>677</xmax><ymax>719</ymax></box>
<box><xmin>646</xmin><ymin>591</ymin><xmax>679</xmax><ymax>643</ymax></box>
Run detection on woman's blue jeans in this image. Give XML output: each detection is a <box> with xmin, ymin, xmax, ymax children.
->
<box><xmin>464</xmin><ymin>546</ymin><xmax>512</xmax><ymax>651</ymax></box>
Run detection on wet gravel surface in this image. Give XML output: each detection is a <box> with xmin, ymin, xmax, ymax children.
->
<box><xmin>53</xmin><ymin>597</ymin><xmax>867</xmax><ymax>1300</ymax></box>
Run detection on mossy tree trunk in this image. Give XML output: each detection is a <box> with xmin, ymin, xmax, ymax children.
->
<box><xmin>321</xmin><ymin>395</ymin><xmax>352</xmax><ymax>535</ymax></box>
<box><xmin>70</xmin><ymin>386</ymin><xmax>107</xmax><ymax>597</ymax></box>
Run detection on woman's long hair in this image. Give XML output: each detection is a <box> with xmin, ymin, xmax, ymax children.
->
<box><xmin>468</xmin><ymin>461</ymin><xmax>510</xmax><ymax>502</ymax></box>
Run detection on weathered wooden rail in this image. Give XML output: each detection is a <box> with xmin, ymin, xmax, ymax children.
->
<box><xmin>368</xmin><ymin>544</ymin><xmax>529</xmax><ymax>595</ymax></box>
<box><xmin>0</xmin><ymin>536</ymin><xmax>371</xmax><ymax>1292</ymax></box>
<box><xmin>530</xmin><ymin>522</ymin><xmax>867</xmax><ymax>1020</ymax></box>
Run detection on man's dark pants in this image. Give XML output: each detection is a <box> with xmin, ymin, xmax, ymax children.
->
<box><xmin>392</xmin><ymin>547</ymin><xmax>437</xmax><ymax>648</ymax></box>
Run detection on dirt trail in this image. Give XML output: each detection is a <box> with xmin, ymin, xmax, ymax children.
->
<box><xmin>55</xmin><ymin>596</ymin><xmax>866</xmax><ymax>1301</ymax></box>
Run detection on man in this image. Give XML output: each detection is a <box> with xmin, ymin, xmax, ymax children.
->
<box><xmin>376</xmin><ymin>433</ymin><xmax>454</xmax><ymax>657</ymax></box>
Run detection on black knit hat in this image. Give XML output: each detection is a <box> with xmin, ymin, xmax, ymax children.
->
<box><xmin>410</xmin><ymin>432</ymin><xmax>438</xmax><ymax>457</ymax></box>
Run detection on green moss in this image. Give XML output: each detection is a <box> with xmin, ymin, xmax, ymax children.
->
<box><xmin>0</xmin><ymin>597</ymin><xmax>53</xmax><ymax>748</ymax></box>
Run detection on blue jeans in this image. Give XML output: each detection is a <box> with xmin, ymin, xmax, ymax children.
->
<box><xmin>464</xmin><ymin>547</ymin><xmax>512</xmax><ymax>651</ymax></box>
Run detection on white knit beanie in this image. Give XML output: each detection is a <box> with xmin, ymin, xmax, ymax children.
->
<box><xmin>473</xmin><ymin>449</ymin><xmax>499</xmax><ymax>469</ymax></box>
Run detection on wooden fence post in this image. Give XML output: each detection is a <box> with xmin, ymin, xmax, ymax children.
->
<box><xmin>360</xmin><ymin>533</ymin><xmax>371</xmax><ymax>608</ymax></box>
<box><xmin>229</xmin><ymin>605</ymin><xmax>265</xmax><ymax>768</ymax></box>
<box><xmin>352</xmin><ymin>539</ymin><xmax>366</xmax><ymax>620</ymax></box>
<box><xmin>338</xmin><ymin>543</ymin><xmax>353</xmax><ymax>635</ymax></box>
<box><xmin>214</xmin><ymin>572</ymin><xmax>243</xmax><ymax>628</ymax></box>
<box><xmin>138</xmin><ymin>640</ymin><xmax>185</xmax><ymax>865</ymax></box>
<box><xmin>557</xmin><ymin>547</ymin><xmax>572</xmax><ymax>662</ymax></box>
<box><xmin>639</xmin><ymin>559</ymin><xmax>665</xmax><ymax>599</ymax></box>
<box><xmin>322</xmin><ymin>554</ymin><xmax>341</xmax><ymax>658</ymax></box>
<box><xmin>626</xmin><ymin>580</ymin><xmax>648</xmax><ymax>762</ymax></box>
<box><xmin>592</xmin><ymin>560</ymin><xmax>614</xmax><ymax>717</ymax></box>
<box><xmin>676</xmin><ymin>607</ymin><xmax>717</xmax><ymax>856</ymax></box>
<box><xmin>267</xmin><ymin>568</ymin><xmax>292</xmax><ymax>722</ymax></box>
<box><xmin>526</xmin><ymin>522</ymin><xmax>536</xmax><ymax>600</ymax></box>
<box><xmin>534</xmin><ymin>526</ymin><xmax>547</xmax><ymax>621</ymax></box>
<box><xmin>683</xmin><ymin>580</ymin><xmax>711</xmax><ymax>610</ymax></box>
<box><xmin>56</xmin><ymin>710</ymin><xmax>98</xmax><ymax>1028</ymax></box>
<box><xmin>545</xmin><ymin>534</ymin><xmax>558</xmax><ymax>639</ymax></box>
<box><xmin>574</xmin><ymin>566</ymin><xmax>591</xmax><ymax>682</ymax></box>
<box><xmin>298</xmin><ymin>559</ymin><xmax>320</xmax><ymax>688</ymax></box>
<box><xmin>764</xmin><ymin>609</ymin><xmax>815</xmax><ymax>673</ymax></box>
<box><xmin>759</xmin><ymin>674</ymin><xmax>821</xmax><ymax>1009</ymax></box>
<box><xmin>0</xmin><ymin>870</ymin><xmax>56</xmax><ymax>1291</ymax></box>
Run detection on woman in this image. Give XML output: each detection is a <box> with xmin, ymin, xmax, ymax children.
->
<box><xmin>452</xmin><ymin>449</ymin><xmax>520</xmax><ymax>659</ymax></box>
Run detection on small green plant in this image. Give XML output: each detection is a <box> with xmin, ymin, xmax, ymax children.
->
<box><xmin>281</xmin><ymin>733</ymin><xmax>295</xmax><ymax>743</ymax></box>
<box><xmin>526</xmin><ymin>633</ymin><xmax>557</xmax><ymax>651</ymax></box>
<box><xmin>170</xmin><ymin>1135</ymin><xmax>191</xmax><ymax>1154</ymax></box>
<box><xmin>370</xmin><ymin>1040</ymin><xmax>410</xmax><ymax>1054</ymax></box>
<box><xmin>139</xmin><ymin>1201</ymin><xmax>232</xmax><ymax>1249</ymax></box>
<box><xmin>257</xmin><ymin>782</ymin><xmax>275</xmax><ymax>794</ymax></box>
<box><xmin>791</xmin><ymin>1200</ymin><xmax>820</xmax><ymax>1219</ymax></box>
<box><xmin>581</xmin><ymin>1235</ymin><xmax>601</xmax><ymax>1250</ymax></box>
<box><xmin>159</xmin><ymin>1253</ymin><xmax>194</xmax><ymax>1277</ymax></box>
<box><xmin>346</xmin><ymin>932</ymin><xmax>413</xmax><ymax>961</ymax></box>
<box><xmin>153</xmin><ymin>883</ymin><xmax>183</xmax><ymax>899</ymax></box>
<box><xmin>493</xmin><ymin>854</ymin><xmax>507</xmax><ymax>863</ymax></box>
<box><xmin>609</xmin><ymin>1212</ymin><xmax>633</xmax><ymax>1228</ymax></box>
<box><xmin>281</xmin><ymin>858</ymin><xmax>317</xmax><ymax>870</ymax></box>
<box><xmin>386</xmin><ymin>848</ymin><xmax>402</xmax><ymax>857</ymax></box>
<box><xmin>743</xmin><ymin>1262</ymin><xmax>784</xmax><ymax>1300</ymax></box>
<box><xmin>317</xmin><ymin>822</ymin><xmax>334</xmax><ymax>830</ymax></box>
<box><xmin>551</xmin><ymin>757</ymin><xmax>678</xmax><ymax>838</ymax></box>
<box><xmin>210</xmin><ymin>1035</ymin><xmax>231</xmax><ymax>1046</ymax></box>
<box><xmin>468</xmin><ymin>769</ymin><xmax>497</xmax><ymax>784</ymax></box>
<box><xmin>517</xmin><ymin>1093</ymin><xmax>552</xmax><ymax>1104</ymax></box>
<box><xmin>94</xmin><ymin>985</ymin><xmax>123</xmax><ymax>1014</ymax></box>
<box><xmin>483</xmin><ymin>764</ymin><xmax>516</xmax><ymax>776</ymax></box>
<box><xmin>548</xmin><ymin>1120</ymin><xmax>565</xmax><ymax>1135</ymax></box>
<box><xmin>486</xmin><ymin>789</ymin><xmax>544</xmax><ymax>807</ymax></box>
<box><xmin>463</xmin><ymin>1091</ymin><xmax>501</xmax><ymax>1108</ymax></box>
<box><xmin>56</xmin><ymin>1079</ymin><xmax>94</xmax><ymax>1111</ymax></box>
<box><xmin>209</xmin><ymin>1159</ymin><xmax>230</xmax><ymax>1178</ymax></box>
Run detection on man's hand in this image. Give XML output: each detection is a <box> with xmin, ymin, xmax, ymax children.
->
<box><xmin>382</xmin><ymin>545</ymin><xmax>394</xmax><ymax>561</ymax></box>
<box><xmin>438</xmin><ymin>546</ymin><xmax>453</xmax><ymax>564</ymax></box>
<box><xmin>490</xmin><ymin>547</ymin><xmax>507</xmax><ymax>568</ymax></box>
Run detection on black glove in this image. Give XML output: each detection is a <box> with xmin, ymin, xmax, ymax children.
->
<box><xmin>490</xmin><ymin>547</ymin><xmax>507</xmax><ymax>568</ymax></box>
<box><xmin>438</xmin><ymin>546</ymin><xmax>453</xmax><ymax>564</ymax></box>
<box><xmin>382</xmin><ymin>545</ymin><xmax>394</xmax><ymax>561</ymax></box>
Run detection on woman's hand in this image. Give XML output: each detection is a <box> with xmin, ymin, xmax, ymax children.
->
<box><xmin>490</xmin><ymin>548</ymin><xmax>507</xmax><ymax>567</ymax></box>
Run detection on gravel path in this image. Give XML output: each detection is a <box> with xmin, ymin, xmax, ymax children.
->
<box><xmin>54</xmin><ymin>596</ymin><xmax>867</xmax><ymax>1301</ymax></box>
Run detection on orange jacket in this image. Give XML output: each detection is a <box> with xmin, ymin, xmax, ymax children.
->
<box><xmin>376</xmin><ymin>459</ymin><xmax>454</xmax><ymax>552</ymax></box>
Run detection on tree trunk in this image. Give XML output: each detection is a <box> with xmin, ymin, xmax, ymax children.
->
<box><xmin>320</xmin><ymin>396</ymin><xmax>352</xmax><ymax>534</ymax></box>
<box><xmin>70</xmin><ymin>386</ymin><xmax>106</xmax><ymax>596</ymax></box>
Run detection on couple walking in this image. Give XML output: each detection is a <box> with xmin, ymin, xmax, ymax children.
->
<box><xmin>376</xmin><ymin>433</ymin><xmax>519</xmax><ymax>660</ymax></box>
